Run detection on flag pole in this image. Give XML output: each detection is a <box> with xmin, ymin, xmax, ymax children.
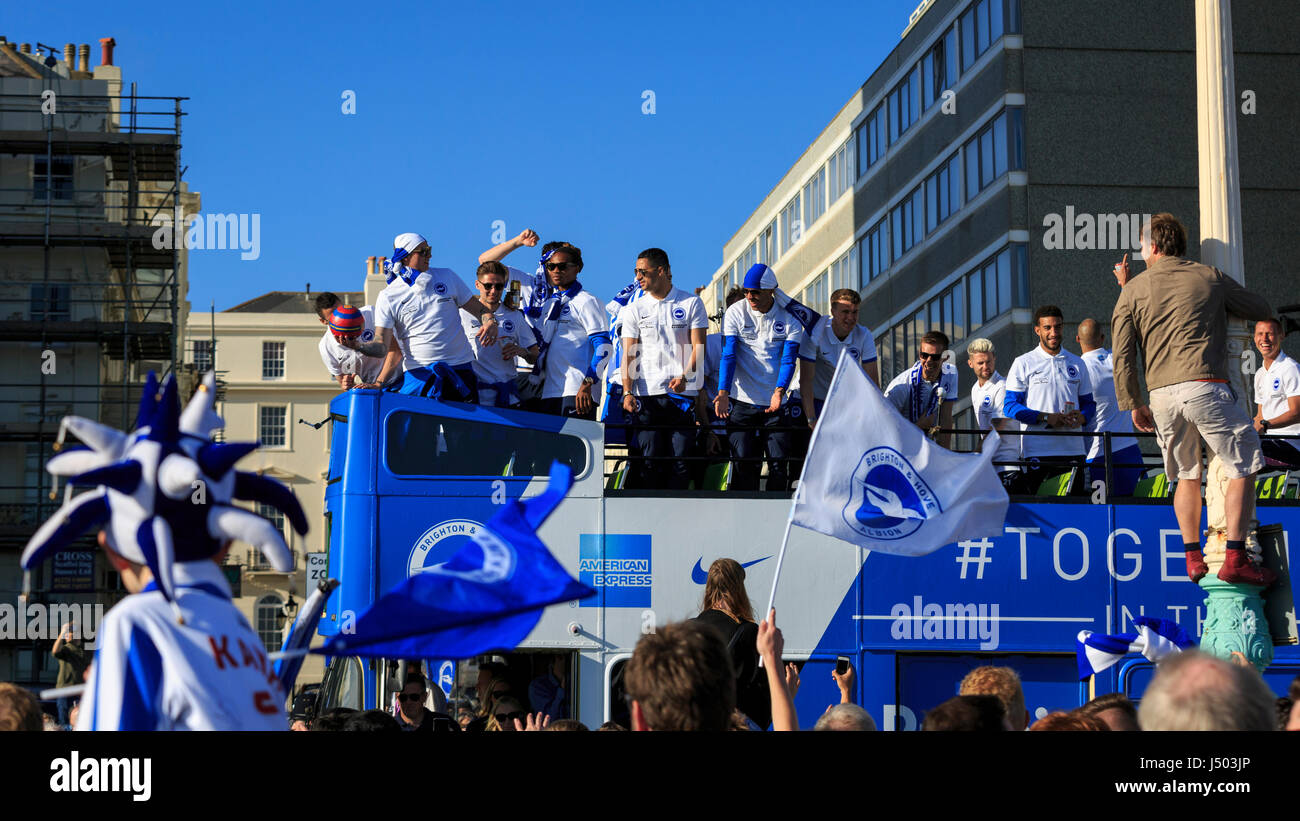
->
<box><xmin>762</xmin><ymin>511</ymin><xmax>796</xmax><ymax>622</ymax></box>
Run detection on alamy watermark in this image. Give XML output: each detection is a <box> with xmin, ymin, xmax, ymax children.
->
<box><xmin>1042</xmin><ymin>208</ymin><xmax>1153</xmax><ymax>251</ymax></box>
<box><xmin>151</xmin><ymin>206</ymin><xmax>261</xmax><ymax>260</ymax></box>
<box><xmin>0</xmin><ymin>598</ymin><xmax>105</xmax><ymax>641</ymax></box>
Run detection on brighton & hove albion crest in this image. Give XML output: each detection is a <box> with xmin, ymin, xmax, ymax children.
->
<box><xmin>360</xmin><ymin>328</ymin><xmax>374</xmax><ymax>342</ymax></box>
<box><xmin>773</xmin><ymin>320</ymin><xmax>786</xmax><ymax>336</ymax></box>
<box><xmin>672</xmin><ymin>306</ymin><xmax>686</xmax><ymax>322</ymax></box>
<box><xmin>423</xmin><ymin>527</ymin><xmax>517</xmax><ymax>584</ymax></box>
<box><xmin>842</xmin><ymin>447</ymin><xmax>942</xmax><ymax>540</ymax></box>
<box><xmin>408</xmin><ymin>518</ymin><xmax>486</xmax><ymax>577</ymax></box>
<box><xmin>434</xmin><ymin>281</ymin><xmax>448</xmax><ymax>296</ymax></box>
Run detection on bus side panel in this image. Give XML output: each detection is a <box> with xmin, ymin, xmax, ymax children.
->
<box><xmin>320</xmin><ymin>491</ymin><xmax>378</xmax><ymax>637</ymax></box>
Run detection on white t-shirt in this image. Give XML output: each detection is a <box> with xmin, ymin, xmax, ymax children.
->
<box><xmin>884</xmin><ymin>362</ymin><xmax>959</xmax><ymax>421</ymax></box>
<box><xmin>461</xmin><ymin>303</ymin><xmax>538</xmax><ymax>384</ymax></box>
<box><xmin>76</xmin><ymin>561</ymin><xmax>287</xmax><ymax>731</ymax></box>
<box><xmin>619</xmin><ymin>287</ymin><xmax>709</xmax><ymax>396</ymax></box>
<box><xmin>1256</xmin><ymin>350</ymin><xmax>1300</xmax><ymax>438</ymax></box>
<box><xmin>1080</xmin><ymin>348</ymin><xmax>1139</xmax><ymax>459</ymax></box>
<box><xmin>799</xmin><ymin>316</ymin><xmax>878</xmax><ymax>401</ymax></box>
<box><xmin>541</xmin><ymin>289</ymin><xmax>610</xmax><ymax>400</ymax></box>
<box><xmin>721</xmin><ymin>300</ymin><xmax>807</xmax><ymax>406</ymax></box>
<box><xmin>318</xmin><ymin>305</ymin><xmax>385</xmax><ymax>385</ymax></box>
<box><xmin>971</xmin><ymin>371</ymin><xmax>1021</xmax><ymax>468</ymax></box>
<box><xmin>375</xmin><ymin>268</ymin><xmax>475</xmax><ymax>371</ymax></box>
<box><xmin>372</xmin><ymin>277</ymin><xmax>411</xmax><ymax>364</ymax></box>
<box><xmin>1004</xmin><ymin>346</ymin><xmax>1094</xmax><ymax>458</ymax></box>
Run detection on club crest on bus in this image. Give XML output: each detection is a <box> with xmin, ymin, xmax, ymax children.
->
<box><xmin>842</xmin><ymin>447</ymin><xmax>941</xmax><ymax>540</ymax></box>
<box><xmin>408</xmin><ymin>518</ymin><xmax>486</xmax><ymax>577</ymax></box>
<box><xmin>423</xmin><ymin>527</ymin><xmax>517</xmax><ymax>584</ymax></box>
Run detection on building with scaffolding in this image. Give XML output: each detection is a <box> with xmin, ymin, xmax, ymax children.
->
<box><xmin>0</xmin><ymin>35</ymin><xmax>198</xmax><ymax>687</ymax></box>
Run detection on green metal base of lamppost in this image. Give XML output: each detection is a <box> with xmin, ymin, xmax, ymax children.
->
<box><xmin>1198</xmin><ymin>575</ymin><xmax>1273</xmax><ymax>672</ymax></box>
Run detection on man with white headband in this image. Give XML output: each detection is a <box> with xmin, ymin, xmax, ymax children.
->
<box><xmin>714</xmin><ymin>264</ymin><xmax>805</xmax><ymax>491</ymax></box>
<box><xmin>347</xmin><ymin>232</ymin><xmax>497</xmax><ymax>401</ymax></box>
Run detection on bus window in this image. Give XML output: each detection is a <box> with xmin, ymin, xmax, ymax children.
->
<box><xmin>319</xmin><ymin>656</ymin><xmax>364</xmax><ymax>713</ymax></box>
<box><xmin>385</xmin><ymin>410</ymin><xmax>588</xmax><ymax>478</ymax></box>
<box><xmin>607</xmin><ymin>659</ymin><xmax>631</xmax><ymax>730</ymax></box>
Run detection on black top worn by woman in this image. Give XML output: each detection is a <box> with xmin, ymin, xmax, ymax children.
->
<box><xmin>692</xmin><ymin>609</ymin><xmax>771</xmax><ymax>729</ymax></box>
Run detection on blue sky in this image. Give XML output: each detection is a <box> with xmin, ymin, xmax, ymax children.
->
<box><xmin>18</xmin><ymin>0</ymin><xmax>906</xmax><ymax>310</ymax></box>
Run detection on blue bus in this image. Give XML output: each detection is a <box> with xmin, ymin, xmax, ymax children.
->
<box><xmin>314</xmin><ymin>388</ymin><xmax>1299</xmax><ymax>729</ymax></box>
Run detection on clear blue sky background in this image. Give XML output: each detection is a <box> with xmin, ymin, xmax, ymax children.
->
<box><xmin>18</xmin><ymin>1</ymin><xmax>907</xmax><ymax>310</ymax></box>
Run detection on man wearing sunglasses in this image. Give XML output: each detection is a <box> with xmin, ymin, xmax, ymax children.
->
<box><xmin>884</xmin><ymin>330</ymin><xmax>959</xmax><ymax>448</ymax></box>
<box><xmin>461</xmin><ymin>261</ymin><xmax>540</xmax><ymax>408</ymax></box>
<box><xmin>533</xmin><ymin>244</ymin><xmax>611</xmax><ymax>420</ymax></box>
<box><xmin>395</xmin><ymin>672</ymin><xmax>458</xmax><ymax>732</ymax></box>
<box><xmin>345</xmin><ymin>232</ymin><xmax>497</xmax><ymax>402</ymax></box>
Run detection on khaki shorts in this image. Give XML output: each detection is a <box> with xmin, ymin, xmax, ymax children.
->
<box><xmin>1149</xmin><ymin>381</ymin><xmax>1263</xmax><ymax>480</ymax></box>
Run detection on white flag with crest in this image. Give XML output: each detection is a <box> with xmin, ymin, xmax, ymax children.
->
<box><xmin>791</xmin><ymin>350</ymin><xmax>1009</xmax><ymax>556</ymax></box>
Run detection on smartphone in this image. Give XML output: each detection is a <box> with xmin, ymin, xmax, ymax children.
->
<box><xmin>835</xmin><ymin>656</ymin><xmax>850</xmax><ymax>675</ymax></box>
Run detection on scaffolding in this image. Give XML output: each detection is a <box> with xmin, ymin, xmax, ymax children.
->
<box><xmin>0</xmin><ymin>84</ymin><xmax>190</xmax><ymax>553</ymax></box>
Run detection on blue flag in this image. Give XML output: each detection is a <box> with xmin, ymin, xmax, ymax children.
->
<box><xmin>318</xmin><ymin>463</ymin><xmax>593</xmax><ymax>659</ymax></box>
<box><xmin>275</xmin><ymin>577</ymin><xmax>339</xmax><ymax>696</ymax></box>
<box><xmin>1076</xmin><ymin>616</ymin><xmax>1195</xmax><ymax>679</ymax></box>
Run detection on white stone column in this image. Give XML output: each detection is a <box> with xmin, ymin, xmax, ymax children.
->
<box><xmin>1195</xmin><ymin>0</ymin><xmax>1253</xmax><ymax>414</ymax></box>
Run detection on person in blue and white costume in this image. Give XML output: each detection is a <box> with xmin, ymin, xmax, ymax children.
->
<box><xmin>1076</xmin><ymin>318</ymin><xmax>1144</xmax><ymax>496</ymax></box>
<box><xmin>346</xmin><ymin>232</ymin><xmax>497</xmax><ymax>401</ymax></box>
<box><xmin>966</xmin><ymin>337</ymin><xmax>1022</xmax><ymax>490</ymax></box>
<box><xmin>1003</xmin><ymin>305</ymin><xmax>1096</xmax><ymax>495</ymax></box>
<box><xmin>798</xmin><ymin>287</ymin><xmax>878</xmax><ymax>429</ymax></box>
<box><xmin>620</xmin><ymin>248</ymin><xmax>709</xmax><ymax>489</ymax></box>
<box><xmin>884</xmin><ymin>329</ymin><xmax>959</xmax><ymax>449</ymax></box>
<box><xmin>714</xmin><ymin>264</ymin><xmax>806</xmax><ymax>492</ymax></box>
<box><xmin>22</xmin><ymin>372</ymin><xmax>308</xmax><ymax>730</ymax></box>
<box><xmin>460</xmin><ymin>261</ymin><xmax>539</xmax><ymax>408</ymax></box>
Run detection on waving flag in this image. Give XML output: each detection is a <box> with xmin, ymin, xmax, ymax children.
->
<box><xmin>1076</xmin><ymin>617</ymin><xmax>1195</xmax><ymax>679</ymax></box>
<box><xmin>790</xmin><ymin>350</ymin><xmax>1008</xmax><ymax>557</ymax></box>
<box><xmin>275</xmin><ymin>577</ymin><xmax>339</xmax><ymax>696</ymax></box>
<box><xmin>317</xmin><ymin>463</ymin><xmax>593</xmax><ymax>659</ymax></box>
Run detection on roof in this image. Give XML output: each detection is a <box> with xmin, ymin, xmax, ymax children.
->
<box><xmin>224</xmin><ymin>290</ymin><xmax>365</xmax><ymax>314</ymax></box>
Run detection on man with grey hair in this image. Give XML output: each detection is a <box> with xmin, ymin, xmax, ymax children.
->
<box><xmin>967</xmin><ymin>338</ymin><xmax>1022</xmax><ymax>490</ymax></box>
<box><xmin>814</xmin><ymin>703</ymin><xmax>876</xmax><ymax>731</ymax></box>
<box><xmin>1137</xmin><ymin>650</ymin><xmax>1275</xmax><ymax>731</ymax></box>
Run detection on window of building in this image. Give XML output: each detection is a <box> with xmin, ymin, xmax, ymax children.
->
<box><xmin>34</xmin><ymin>155</ymin><xmax>74</xmax><ymax>201</ymax></box>
<box><xmin>963</xmin><ymin>109</ymin><xmax>1022</xmax><ymax>201</ymax></box>
<box><xmin>260</xmin><ymin>405</ymin><xmax>287</xmax><ymax>448</ymax></box>
<box><xmin>888</xmin><ymin>64</ymin><xmax>922</xmax><ymax>145</ymax></box>
<box><xmin>255</xmin><ymin>595</ymin><xmax>286</xmax><ymax>654</ymax></box>
<box><xmin>829</xmin><ymin>136</ymin><xmax>856</xmax><ymax>203</ymax></box>
<box><xmin>857</xmin><ymin>217</ymin><xmax>891</xmax><ymax>285</ymax></box>
<box><xmin>921</xmin><ymin>27</ymin><xmax>957</xmax><ymax>111</ymax></box>
<box><xmin>29</xmin><ymin>284</ymin><xmax>70</xmax><ymax>321</ymax></box>
<box><xmin>924</xmin><ymin>152</ymin><xmax>962</xmax><ymax>234</ymax></box>
<box><xmin>257</xmin><ymin>501</ymin><xmax>286</xmax><ymax>542</ymax></box>
<box><xmin>856</xmin><ymin>103</ymin><xmax>888</xmax><ymax>176</ymax></box>
<box><xmin>890</xmin><ymin>186</ymin><xmax>924</xmax><ymax>262</ymax></box>
<box><xmin>759</xmin><ymin>224</ymin><xmax>775</xmax><ymax>264</ymax></box>
<box><xmin>960</xmin><ymin>0</ymin><xmax>1006</xmax><ymax>73</ymax></box>
<box><xmin>829</xmin><ymin>245</ymin><xmax>858</xmax><ymax>294</ymax></box>
<box><xmin>803</xmin><ymin>166</ymin><xmax>827</xmax><ymax>229</ymax></box>
<box><xmin>262</xmin><ymin>341</ymin><xmax>285</xmax><ymax>380</ymax></box>
<box><xmin>780</xmin><ymin>193</ymin><xmax>802</xmax><ymax>255</ymax></box>
<box><xmin>193</xmin><ymin>339</ymin><xmax>214</xmax><ymax>373</ymax></box>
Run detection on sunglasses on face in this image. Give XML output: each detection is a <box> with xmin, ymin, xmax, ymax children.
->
<box><xmin>479</xmin><ymin>281</ymin><xmax>505</xmax><ymax>291</ymax></box>
<box><xmin>495</xmin><ymin>710</ymin><xmax>526</xmax><ymax>723</ymax></box>
<box><xmin>634</xmin><ymin>268</ymin><xmax>656</xmax><ymax>277</ymax></box>
<box><xmin>743</xmin><ymin>289</ymin><xmax>766</xmax><ymax>297</ymax></box>
<box><xmin>398</xmin><ymin>692</ymin><xmax>425</xmax><ymax>703</ymax></box>
<box><xmin>410</xmin><ymin>247</ymin><xmax>431</xmax><ymax>256</ymax></box>
<box><xmin>918</xmin><ymin>351</ymin><xmax>943</xmax><ymax>361</ymax></box>
<box><xmin>545</xmin><ymin>262</ymin><xmax>573</xmax><ymax>272</ymax></box>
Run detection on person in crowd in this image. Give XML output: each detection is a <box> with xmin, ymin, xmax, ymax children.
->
<box><xmin>528</xmin><ymin>655</ymin><xmax>568</xmax><ymax>722</ymax></box>
<box><xmin>1112</xmin><ymin>213</ymin><xmax>1275</xmax><ymax>586</ymax></box>
<box><xmin>799</xmin><ymin>288</ymin><xmax>879</xmax><ymax>430</ymax></box>
<box><xmin>1029</xmin><ymin>711</ymin><xmax>1108</xmax><ymax>731</ymax></box>
<box><xmin>43</xmin><ymin>713</ymin><xmax>62</xmax><ymax>731</ymax></box>
<box><xmin>541</xmin><ymin>719</ymin><xmax>588</xmax><ymax>731</ymax></box>
<box><xmin>461</xmin><ymin>261</ymin><xmax>539</xmax><ymax>408</ymax></box>
<box><xmin>958</xmin><ymin>665</ymin><xmax>1028</xmax><ymax>731</ymax></box>
<box><xmin>756</xmin><ymin>608</ymin><xmax>798</xmax><ymax>731</ymax></box>
<box><xmin>814</xmin><ymin>704</ymin><xmax>876</xmax><ymax>731</ymax></box>
<box><xmin>921</xmin><ymin>694</ymin><xmax>1007</xmax><ymax>731</ymax></box>
<box><xmin>966</xmin><ymin>338</ymin><xmax>1022</xmax><ymax>490</ymax></box>
<box><xmin>1003</xmin><ymin>306</ymin><xmax>1095</xmax><ymax>495</ymax></box>
<box><xmin>1076</xmin><ymin>319</ymin><xmax>1144</xmax><ymax>496</ymax></box>
<box><xmin>394</xmin><ymin>672</ymin><xmax>458</xmax><ymax>732</ymax></box>
<box><xmin>596</xmin><ymin>720</ymin><xmax>628</xmax><ymax>731</ymax></box>
<box><xmin>620</xmin><ymin>248</ymin><xmax>709</xmax><ymax>489</ymax></box>
<box><xmin>344</xmin><ymin>232</ymin><xmax>497</xmax><ymax>401</ymax></box>
<box><xmin>624</xmin><ymin>620</ymin><xmax>735</xmax><ymax>731</ymax></box>
<box><xmin>1253</xmin><ymin>317</ymin><xmax>1300</xmax><ymax>466</ymax></box>
<box><xmin>342</xmin><ymin>709</ymin><xmax>401</xmax><ymax>732</ymax></box>
<box><xmin>313</xmin><ymin>292</ymin><xmax>390</xmax><ymax>390</ymax></box>
<box><xmin>485</xmin><ymin>695</ymin><xmax>527</xmax><ymax>732</ymax></box>
<box><xmin>690</xmin><ymin>558</ymin><xmax>771</xmax><ymax>728</ymax></box>
<box><xmin>0</xmin><ymin>682</ymin><xmax>42</xmax><ymax>731</ymax></box>
<box><xmin>1137</xmin><ymin>650</ymin><xmax>1275</xmax><ymax>731</ymax></box>
<box><xmin>884</xmin><ymin>330</ymin><xmax>958</xmax><ymax>448</ymax></box>
<box><xmin>310</xmin><ymin>707</ymin><xmax>358</xmax><ymax>731</ymax></box>
<box><xmin>51</xmin><ymin>620</ymin><xmax>88</xmax><ymax>727</ymax></box>
<box><xmin>714</xmin><ymin>264</ymin><xmax>805</xmax><ymax>491</ymax></box>
<box><xmin>1288</xmin><ymin>676</ymin><xmax>1300</xmax><ymax>731</ymax></box>
<box><xmin>1076</xmin><ymin>692</ymin><xmax>1140</xmax><ymax>731</ymax></box>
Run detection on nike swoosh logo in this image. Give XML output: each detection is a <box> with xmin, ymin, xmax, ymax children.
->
<box><xmin>691</xmin><ymin>556</ymin><xmax>772</xmax><ymax>584</ymax></box>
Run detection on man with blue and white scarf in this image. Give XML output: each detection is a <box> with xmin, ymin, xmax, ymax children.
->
<box><xmin>883</xmin><ymin>329</ymin><xmax>959</xmax><ymax>449</ymax></box>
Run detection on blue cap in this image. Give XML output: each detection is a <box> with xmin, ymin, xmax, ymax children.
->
<box><xmin>742</xmin><ymin>264</ymin><xmax>778</xmax><ymax>290</ymax></box>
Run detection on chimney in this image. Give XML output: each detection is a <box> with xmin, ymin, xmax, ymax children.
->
<box><xmin>19</xmin><ymin>43</ymin><xmax>30</xmax><ymax>54</ymax></box>
<box><xmin>63</xmin><ymin>43</ymin><xmax>74</xmax><ymax>68</ymax></box>
<box><xmin>366</xmin><ymin>256</ymin><xmax>377</xmax><ymax>276</ymax></box>
<box><xmin>77</xmin><ymin>44</ymin><xmax>89</xmax><ymax>73</ymax></box>
<box><xmin>99</xmin><ymin>37</ymin><xmax>115</xmax><ymax>66</ymax></box>
<box><xmin>305</xmin><ymin>282</ymin><xmax>311</xmax><ymax>294</ymax></box>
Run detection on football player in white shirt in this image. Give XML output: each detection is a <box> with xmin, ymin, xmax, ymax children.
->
<box><xmin>1253</xmin><ymin>317</ymin><xmax>1300</xmax><ymax>466</ymax></box>
<box><xmin>343</xmin><ymin>232</ymin><xmax>498</xmax><ymax>401</ymax></box>
<box><xmin>1076</xmin><ymin>318</ymin><xmax>1144</xmax><ymax>496</ymax></box>
<box><xmin>966</xmin><ymin>337</ymin><xmax>1022</xmax><ymax>490</ymax></box>
<box><xmin>715</xmin><ymin>264</ymin><xmax>805</xmax><ymax>491</ymax></box>
<box><xmin>461</xmin><ymin>261</ymin><xmax>539</xmax><ymax>408</ymax></box>
<box><xmin>884</xmin><ymin>330</ymin><xmax>959</xmax><ymax>448</ymax></box>
<box><xmin>798</xmin><ymin>288</ymin><xmax>879</xmax><ymax>428</ymax></box>
<box><xmin>620</xmin><ymin>248</ymin><xmax>708</xmax><ymax>489</ymax></box>
<box><xmin>313</xmin><ymin>292</ymin><xmax>388</xmax><ymax>390</ymax></box>
<box><xmin>531</xmin><ymin>243</ymin><xmax>612</xmax><ymax>420</ymax></box>
<box><xmin>1003</xmin><ymin>306</ymin><xmax>1095</xmax><ymax>494</ymax></box>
